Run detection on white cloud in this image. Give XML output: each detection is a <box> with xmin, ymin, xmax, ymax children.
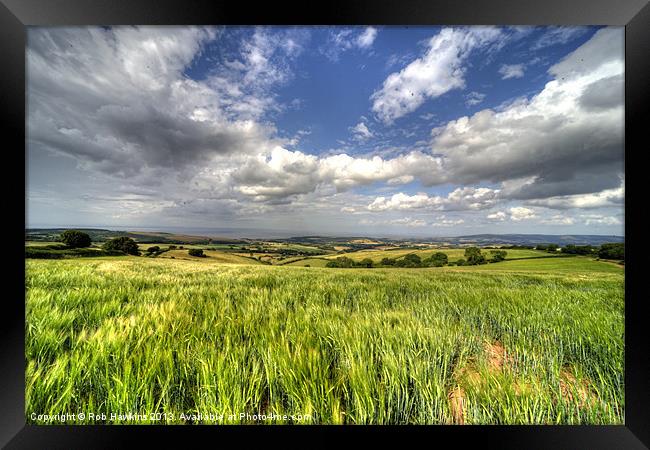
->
<box><xmin>431</xmin><ymin>27</ymin><xmax>624</xmax><ymax>200</ymax></box>
<box><xmin>367</xmin><ymin>187</ymin><xmax>500</xmax><ymax>212</ymax></box>
<box><xmin>525</xmin><ymin>183</ymin><xmax>624</xmax><ymax>209</ymax></box>
<box><xmin>323</xmin><ymin>27</ymin><xmax>379</xmax><ymax>61</ymax></box>
<box><xmin>541</xmin><ymin>214</ymin><xmax>575</xmax><ymax>225</ymax></box>
<box><xmin>371</xmin><ymin>27</ymin><xmax>502</xmax><ymax>124</ymax></box>
<box><xmin>465</xmin><ymin>91</ymin><xmax>486</xmax><ymax>106</ymax></box>
<box><xmin>509</xmin><ymin>207</ymin><xmax>536</xmax><ymax>221</ymax></box>
<box><xmin>357</xmin><ymin>27</ymin><xmax>378</xmax><ymax>48</ymax></box>
<box><xmin>350</xmin><ymin>122</ymin><xmax>373</xmax><ymax>140</ymax></box>
<box><xmin>498</xmin><ymin>63</ymin><xmax>525</xmax><ymax>79</ymax></box>
<box><xmin>487</xmin><ymin>211</ymin><xmax>507</xmax><ymax>221</ymax></box>
<box><xmin>581</xmin><ymin>214</ymin><xmax>622</xmax><ymax>226</ymax></box>
<box><xmin>532</xmin><ymin>26</ymin><xmax>590</xmax><ymax>50</ymax></box>
<box><xmin>431</xmin><ymin>216</ymin><xmax>465</xmax><ymax>227</ymax></box>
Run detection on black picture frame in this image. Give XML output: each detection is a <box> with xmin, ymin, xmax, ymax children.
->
<box><xmin>2</xmin><ymin>0</ymin><xmax>648</xmax><ymax>448</ymax></box>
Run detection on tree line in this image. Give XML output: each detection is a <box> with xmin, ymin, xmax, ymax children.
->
<box><xmin>325</xmin><ymin>247</ymin><xmax>508</xmax><ymax>269</ymax></box>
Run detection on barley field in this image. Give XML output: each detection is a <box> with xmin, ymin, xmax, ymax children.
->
<box><xmin>25</xmin><ymin>256</ymin><xmax>624</xmax><ymax>424</ymax></box>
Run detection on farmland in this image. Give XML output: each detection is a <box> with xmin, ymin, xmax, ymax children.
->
<box><xmin>25</xmin><ymin>242</ymin><xmax>624</xmax><ymax>425</ymax></box>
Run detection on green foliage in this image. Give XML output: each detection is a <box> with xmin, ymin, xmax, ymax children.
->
<box><xmin>59</xmin><ymin>230</ymin><xmax>92</xmax><ymax>248</ymax></box>
<box><xmin>25</xmin><ymin>246</ymin><xmax>123</xmax><ymax>259</ymax></box>
<box><xmin>188</xmin><ymin>248</ymin><xmax>205</xmax><ymax>257</ymax></box>
<box><xmin>358</xmin><ymin>258</ymin><xmax>374</xmax><ymax>268</ymax></box>
<box><xmin>326</xmin><ymin>256</ymin><xmax>356</xmax><ymax>268</ymax></box>
<box><xmin>464</xmin><ymin>247</ymin><xmax>486</xmax><ymax>265</ymax></box>
<box><xmin>424</xmin><ymin>252</ymin><xmax>448</xmax><ymax>267</ymax></box>
<box><xmin>598</xmin><ymin>243</ymin><xmax>624</xmax><ymax>260</ymax></box>
<box><xmin>147</xmin><ymin>246</ymin><xmax>160</xmax><ymax>253</ymax></box>
<box><xmin>102</xmin><ymin>237</ymin><xmax>141</xmax><ymax>256</ymax></box>
<box><xmin>561</xmin><ymin>245</ymin><xmax>594</xmax><ymax>255</ymax></box>
<box><xmin>380</xmin><ymin>257</ymin><xmax>396</xmax><ymax>266</ymax></box>
<box><xmin>489</xmin><ymin>250</ymin><xmax>508</xmax><ymax>262</ymax></box>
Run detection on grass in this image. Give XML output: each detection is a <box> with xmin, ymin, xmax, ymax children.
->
<box><xmin>25</xmin><ymin>255</ymin><xmax>624</xmax><ymax>424</ymax></box>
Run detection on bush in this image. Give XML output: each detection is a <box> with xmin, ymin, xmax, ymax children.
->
<box><xmin>358</xmin><ymin>258</ymin><xmax>374</xmax><ymax>268</ymax></box>
<box><xmin>188</xmin><ymin>248</ymin><xmax>205</xmax><ymax>257</ymax></box>
<box><xmin>59</xmin><ymin>230</ymin><xmax>91</xmax><ymax>248</ymax></box>
<box><xmin>490</xmin><ymin>250</ymin><xmax>508</xmax><ymax>262</ymax></box>
<box><xmin>455</xmin><ymin>258</ymin><xmax>466</xmax><ymax>266</ymax></box>
<box><xmin>598</xmin><ymin>243</ymin><xmax>624</xmax><ymax>260</ymax></box>
<box><xmin>464</xmin><ymin>247</ymin><xmax>486</xmax><ymax>265</ymax></box>
<box><xmin>424</xmin><ymin>252</ymin><xmax>448</xmax><ymax>267</ymax></box>
<box><xmin>103</xmin><ymin>237</ymin><xmax>141</xmax><ymax>255</ymax></box>
<box><xmin>561</xmin><ymin>244</ymin><xmax>594</xmax><ymax>255</ymax></box>
<box><xmin>147</xmin><ymin>246</ymin><xmax>160</xmax><ymax>253</ymax></box>
<box><xmin>326</xmin><ymin>256</ymin><xmax>356</xmax><ymax>268</ymax></box>
<box><xmin>381</xmin><ymin>258</ymin><xmax>396</xmax><ymax>266</ymax></box>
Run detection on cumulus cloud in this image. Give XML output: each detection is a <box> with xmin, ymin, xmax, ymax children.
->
<box><xmin>431</xmin><ymin>27</ymin><xmax>624</xmax><ymax>201</ymax></box>
<box><xmin>487</xmin><ymin>211</ymin><xmax>507</xmax><ymax>221</ymax></box>
<box><xmin>525</xmin><ymin>183</ymin><xmax>624</xmax><ymax>209</ymax></box>
<box><xmin>498</xmin><ymin>63</ymin><xmax>525</xmax><ymax>79</ymax></box>
<box><xmin>371</xmin><ymin>27</ymin><xmax>502</xmax><ymax>123</ymax></box>
<box><xmin>27</xmin><ymin>26</ymin><xmax>292</xmax><ymax>179</ymax></box>
<box><xmin>509</xmin><ymin>207</ymin><xmax>536</xmax><ymax>221</ymax></box>
<box><xmin>367</xmin><ymin>187</ymin><xmax>500</xmax><ymax>212</ymax></box>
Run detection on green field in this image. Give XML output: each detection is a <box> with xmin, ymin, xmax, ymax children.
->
<box><xmin>25</xmin><ymin>253</ymin><xmax>624</xmax><ymax>425</ymax></box>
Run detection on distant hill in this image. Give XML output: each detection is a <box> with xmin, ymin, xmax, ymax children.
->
<box><xmin>26</xmin><ymin>228</ymin><xmax>623</xmax><ymax>247</ymax></box>
<box><xmin>26</xmin><ymin>228</ymin><xmax>245</xmax><ymax>245</ymax></box>
<box><xmin>444</xmin><ymin>234</ymin><xmax>624</xmax><ymax>246</ymax></box>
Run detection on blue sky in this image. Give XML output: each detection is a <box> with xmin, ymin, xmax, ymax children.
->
<box><xmin>27</xmin><ymin>26</ymin><xmax>624</xmax><ymax>237</ymax></box>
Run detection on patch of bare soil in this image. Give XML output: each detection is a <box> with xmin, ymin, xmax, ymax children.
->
<box><xmin>448</xmin><ymin>386</ymin><xmax>466</xmax><ymax>425</ymax></box>
<box><xmin>559</xmin><ymin>369</ymin><xmax>597</xmax><ymax>407</ymax></box>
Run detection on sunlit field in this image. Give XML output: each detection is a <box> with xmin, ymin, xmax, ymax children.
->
<box><xmin>25</xmin><ymin>254</ymin><xmax>624</xmax><ymax>424</ymax></box>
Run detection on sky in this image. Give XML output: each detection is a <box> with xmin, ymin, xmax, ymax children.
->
<box><xmin>26</xmin><ymin>25</ymin><xmax>625</xmax><ymax>237</ymax></box>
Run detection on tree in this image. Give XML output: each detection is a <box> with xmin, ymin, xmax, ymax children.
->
<box><xmin>147</xmin><ymin>246</ymin><xmax>160</xmax><ymax>253</ymax></box>
<box><xmin>464</xmin><ymin>247</ymin><xmax>486</xmax><ymax>265</ymax></box>
<box><xmin>401</xmin><ymin>253</ymin><xmax>422</xmax><ymax>267</ymax></box>
<box><xmin>188</xmin><ymin>248</ymin><xmax>205</xmax><ymax>257</ymax></box>
<box><xmin>490</xmin><ymin>250</ymin><xmax>507</xmax><ymax>262</ymax></box>
<box><xmin>103</xmin><ymin>237</ymin><xmax>140</xmax><ymax>255</ymax></box>
<box><xmin>455</xmin><ymin>258</ymin><xmax>466</xmax><ymax>266</ymax></box>
<box><xmin>381</xmin><ymin>257</ymin><xmax>396</xmax><ymax>266</ymax></box>
<box><xmin>59</xmin><ymin>230</ymin><xmax>91</xmax><ymax>248</ymax></box>
<box><xmin>424</xmin><ymin>252</ymin><xmax>448</xmax><ymax>267</ymax></box>
<box><xmin>358</xmin><ymin>258</ymin><xmax>374</xmax><ymax>268</ymax></box>
<box><xmin>598</xmin><ymin>243</ymin><xmax>624</xmax><ymax>260</ymax></box>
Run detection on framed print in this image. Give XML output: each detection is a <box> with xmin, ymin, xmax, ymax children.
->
<box><xmin>2</xmin><ymin>0</ymin><xmax>648</xmax><ymax>448</ymax></box>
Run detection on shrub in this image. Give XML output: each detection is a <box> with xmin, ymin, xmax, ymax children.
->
<box><xmin>147</xmin><ymin>246</ymin><xmax>160</xmax><ymax>253</ymax></box>
<box><xmin>188</xmin><ymin>248</ymin><xmax>205</xmax><ymax>257</ymax></box>
<box><xmin>598</xmin><ymin>243</ymin><xmax>624</xmax><ymax>260</ymax></box>
<box><xmin>424</xmin><ymin>252</ymin><xmax>448</xmax><ymax>267</ymax></box>
<box><xmin>490</xmin><ymin>250</ymin><xmax>508</xmax><ymax>262</ymax></box>
<box><xmin>103</xmin><ymin>237</ymin><xmax>141</xmax><ymax>255</ymax></box>
<box><xmin>561</xmin><ymin>244</ymin><xmax>594</xmax><ymax>255</ymax></box>
<box><xmin>59</xmin><ymin>230</ymin><xmax>92</xmax><ymax>248</ymax></box>
<box><xmin>358</xmin><ymin>258</ymin><xmax>374</xmax><ymax>268</ymax></box>
<box><xmin>464</xmin><ymin>247</ymin><xmax>486</xmax><ymax>265</ymax></box>
<box><xmin>381</xmin><ymin>258</ymin><xmax>396</xmax><ymax>266</ymax></box>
